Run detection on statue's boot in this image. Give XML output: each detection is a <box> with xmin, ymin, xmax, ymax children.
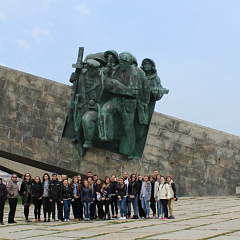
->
<box><xmin>83</xmin><ymin>140</ymin><xmax>93</xmax><ymax>148</ymax></box>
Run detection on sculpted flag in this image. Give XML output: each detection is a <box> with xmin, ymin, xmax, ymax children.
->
<box><xmin>62</xmin><ymin>48</ymin><xmax>169</xmax><ymax>160</ymax></box>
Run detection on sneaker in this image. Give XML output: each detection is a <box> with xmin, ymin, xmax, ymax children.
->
<box><xmin>25</xmin><ymin>219</ymin><xmax>32</xmax><ymax>222</ymax></box>
<box><xmin>67</xmin><ymin>219</ymin><xmax>70</xmax><ymax>222</ymax></box>
<box><xmin>64</xmin><ymin>219</ymin><xmax>67</xmax><ymax>222</ymax></box>
<box><xmin>168</xmin><ymin>216</ymin><xmax>175</xmax><ymax>219</ymax></box>
<box><xmin>119</xmin><ymin>217</ymin><xmax>123</xmax><ymax>220</ymax></box>
<box><xmin>153</xmin><ymin>216</ymin><xmax>157</xmax><ymax>219</ymax></box>
<box><xmin>122</xmin><ymin>217</ymin><xmax>126</xmax><ymax>220</ymax></box>
<box><xmin>74</xmin><ymin>219</ymin><xmax>78</xmax><ymax>222</ymax></box>
<box><xmin>35</xmin><ymin>219</ymin><xmax>38</xmax><ymax>222</ymax></box>
<box><xmin>38</xmin><ymin>219</ymin><xmax>43</xmax><ymax>222</ymax></box>
<box><xmin>162</xmin><ymin>217</ymin><xmax>167</xmax><ymax>220</ymax></box>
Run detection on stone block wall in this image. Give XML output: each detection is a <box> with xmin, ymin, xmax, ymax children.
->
<box><xmin>142</xmin><ymin>114</ymin><xmax>240</xmax><ymax>196</ymax></box>
<box><xmin>0</xmin><ymin>65</ymin><xmax>239</xmax><ymax>196</ymax></box>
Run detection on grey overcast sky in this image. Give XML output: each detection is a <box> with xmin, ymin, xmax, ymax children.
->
<box><xmin>0</xmin><ymin>0</ymin><xmax>240</xmax><ymax>136</ymax></box>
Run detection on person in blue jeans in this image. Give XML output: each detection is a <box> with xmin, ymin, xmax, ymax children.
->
<box><xmin>60</xmin><ymin>179</ymin><xmax>74</xmax><ymax>222</ymax></box>
<box><xmin>128</xmin><ymin>173</ymin><xmax>139</xmax><ymax>219</ymax></box>
<box><xmin>154</xmin><ymin>174</ymin><xmax>165</xmax><ymax>218</ymax></box>
<box><xmin>81</xmin><ymin>180</ymin><xmax>93</xmax><ymax>221</ymax></box>
<box><xmin>140</xmin><ymin>175</ymin><xmax>151</xmax><ymax>218</ymax></box>
<box><xmin>116</xmin><ymin>178</ymin><xmax>127</xmax><ymax>219</ymax></box>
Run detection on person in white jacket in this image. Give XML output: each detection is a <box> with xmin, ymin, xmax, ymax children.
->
<box><xmin>156</xmin><ymin>176</ymin><xmax>171</xmax><ymax>219</ymax></box>
<box><xmin>154</xmin><ymin>174</ymin><xmax>164</xmax><ymax>218</ymax></box>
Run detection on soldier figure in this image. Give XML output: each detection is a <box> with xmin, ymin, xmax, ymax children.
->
<box><xmin>103</xmin><ymin>50</ymin><xmax>119</xmax><ymax>77</ymax></box>
<box><xmin>141</xmin><ymin>58</ymin><xmax>169</xmax><ymax>113</ymax></box>
<box><xmin>100</xmin><ymin>52</ymin><xmax>150</xmax><ymax>156</ymax></box>
<box><xmin>73</xmin><ymin>59</ymin><xmax>105</xmax><ymax>156</ymax></box>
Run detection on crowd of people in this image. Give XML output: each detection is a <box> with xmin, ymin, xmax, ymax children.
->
<box><xmin>0</xmin><ymin>170</ymin><xmax>177</xmax><ymax>225</ymax></box>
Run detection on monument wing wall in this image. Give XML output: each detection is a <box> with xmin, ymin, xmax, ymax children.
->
<box><xmin>0</xmin><ymin>65</ymin><xmax>239</xmax><ymax>196</ymax></box>
<box><xmin>143</xmin><ymin>113</ymin><xmax>240</xmax><ymax>196</ymax></box>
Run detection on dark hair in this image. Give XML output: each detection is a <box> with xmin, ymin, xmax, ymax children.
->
<box><xmin>42</xmin><ymin>173</ymin><xmax>50</xmax><ymax>182</ymax></box>
<box><xmin>156</xmin><ymin>174</ymin><xmax>161</xmax><ymax>179</ymax></box>
<box><xmin>149</xmin><ymin>175</ymin><xmax>155</xmax><ymax>181</ymax></box>
<box><xmin>111</xmin><ymin>174</ymin><xmax>116</xmax><ymax>178</ymax></box>
<box><xmin>130</xmin><ymin>173</ymin><xmax>136</xmax><ymax>180</ymax></box>
<box><xmin>22</xmin><ymin>173</ymin><xmax>32</xmax><ymax>181</ymax></box>
<box><xmin>35</xmin><ymin>176</ymin><xmax>41</xmax><ymax>184</ymax></box>
<box><xmin>87</xmin><ymin>176</ymin><xmax>93</xmax><ymax>181</ymax></box>
<box><xmin>118</xmin><ymin>177</ymin><xmax>125</xmax><ymax>189</ymax></box>
<box><xmin>166</xmin><ymin>176</ymin><xmax>172</xmax><ymax>182</ymax></box>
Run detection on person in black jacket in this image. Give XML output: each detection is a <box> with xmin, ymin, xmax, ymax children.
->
<box><xmin>49</xmin><ymin>173</ymin><xmax>61</xmax><ymax>221</ymax></box>
<box><xmin>137</xmin><ymin>174</ymin><xmax>146</xmax><ymax>218</ymax></box>
<box><xmin>32</xmin><ymin>176</ymin><xmax>43</xmax><ymax>222</ymax></box>
<box><xmin>101</xmin><ymin>176</ymin><xmax>112</xmax><ymax>220</ymax></box>
<box><xmin>149</xmin><ymin>175</ymin><xmax>157</xmax><ymax>218</ymax></box>
<box><xmin>60</xmin><ymin>179</ymin><xmax>74</xmax><ymax>222</ymax></box>
<box><xmin>128</xmin><ymin>173</ymin><xmax>139</xmax><ymax>219</ymax></box>
<box><xmin>41</xmin><ymin>173</ymin><xmax>51</xmax><ymax>222</ymax></box>
<box><xmin>87</xmin><ymin>176</ymin><xmax>96</xmax><ymax>220</ymax></box>
<box><xmin>19</xmin><ymin>173</ymin><xmax>33</xmax><ymax>222</ymax></box>
<box><xmin>95</xmin><ymin>179</ymin><xmax>104</xmax><ymax>220</ymax></box>
<box><xmin>110</xmin><ymin>174</ymin><xmax>118</xmax><ymax>218</ymax></box>
<box><xmin>0</xmin><ymin>177</ymin><xmax>7</xmax><ymax>225</ymax></box>
<box><xmin>116</xmin><ymin>178</ymin><xmax>127</xmax><ymax>219</ymax></box>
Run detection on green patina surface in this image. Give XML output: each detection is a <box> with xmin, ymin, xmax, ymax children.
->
<box><xmin>63</xmin><ymin>47</ymin><xmax>168</xmax><ymax>159</ymax></box>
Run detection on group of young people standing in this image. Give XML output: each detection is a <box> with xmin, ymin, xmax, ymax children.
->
<box><xmin>0</xmin><ymin>170</ymin><xmax>177</xmax><ymax>225</ymax></box>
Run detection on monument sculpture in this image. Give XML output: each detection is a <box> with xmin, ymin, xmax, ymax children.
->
<box><xmin>63</xmin><ymin>47</ymin><xmax>169</xmax><ymax>159</ymax></box>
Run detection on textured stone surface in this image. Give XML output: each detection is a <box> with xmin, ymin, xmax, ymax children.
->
<box><xmin>0</xmin><ymin>65</ymin><xmax>240</xmax><ymax>196</ymax></box>
<box><xmin>0</xmin><ymin>197</ymin><xmax>240</xmax><ymax>240</ymax></box>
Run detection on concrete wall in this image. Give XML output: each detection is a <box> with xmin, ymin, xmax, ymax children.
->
<box><xmin>0</xmin><ymin>65</ymin><xmax>239</xmax><ymax>196</ymax></box>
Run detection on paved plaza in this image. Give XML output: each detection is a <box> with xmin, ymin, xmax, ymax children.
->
<box><xmin>0</xmin><ymin>196</ymin><xmax>240</xmax><ymax>240</ymax></box>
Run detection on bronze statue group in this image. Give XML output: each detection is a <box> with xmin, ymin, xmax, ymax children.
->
<box><xmin>65</xmin><ymin>49</ymin><xmax>168</xmax><ymax>159</ymax></box>
<box><xmin>0</xmin><ymin>170</ymin><xmax>177</xmax><ymax>224</ymax></box>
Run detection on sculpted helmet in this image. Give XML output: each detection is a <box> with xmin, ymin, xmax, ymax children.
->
<box><xmin>119</xmin><ymin>52</ymin><xmax>133</xmax><ymax>63</ymax></box>
<box><xmin>92</xmin><ymin>52</ymin><xmax>106</xmax><ymax>67</ymax></box>
<box><xmin>141</xmin><ymin>58</ymin><xmax>157</xmax><ymax>73</ymax></box>
<box><xmin>84</xmin><ymin>54</ymin><xmax>94</xmax><ymax>63</ymax></box>
<box><xmin>86</xmin><ymin>59</ymin><xmax>100</xmax><ymax>68</ymax></box>
<box><xmin>132</xmin><ymin>55</ymin><xmax>138</xmax><ymax>66</ymax></box>
<box><xmin>104</xmin><ymin>50</ymin><xmax>119</xmax><ymax>62</ymax></box>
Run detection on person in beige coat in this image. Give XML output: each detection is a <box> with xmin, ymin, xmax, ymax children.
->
<box><xmin>166</xmin><ymin>176</ymin><xmax>177</xmax><ymax>219</ymax></box>
<box><xmin>156</xmin><ymin>176</ymin><xmax>171</xmax><ymax>219</ymax></box>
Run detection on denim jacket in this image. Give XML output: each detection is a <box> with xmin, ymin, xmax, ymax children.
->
<box><xmin>140</xmin><ymin>181</ymin><xmax>151</xmax><ymax>199</ymax></box>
